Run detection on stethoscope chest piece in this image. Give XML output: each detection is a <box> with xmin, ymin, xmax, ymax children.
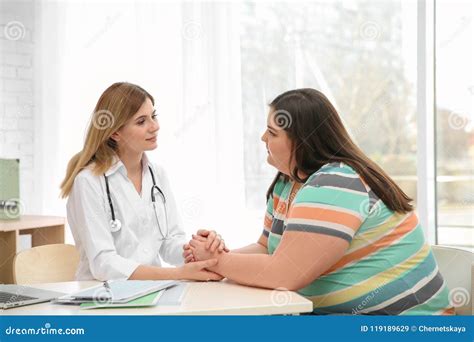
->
<box><xmin>110</xmin><ymin>219</ymin><xmax>122</xmax><ymax>232</ymax></box>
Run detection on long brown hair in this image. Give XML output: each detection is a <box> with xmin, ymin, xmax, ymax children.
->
<box><xmin>266</xmin><ymin>88</ymin><xmax>413</xmax><ymax>213</ymax></box>
<box><xmin>60</xmin><ymin>82</ymin><xmax>154</xmax><ymax>198</ymax></box>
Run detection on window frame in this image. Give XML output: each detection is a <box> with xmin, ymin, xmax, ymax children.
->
<box><xmin>416</xmin><ymin>0</ymin><xmax>438</xmax><ymax>244</ymax></box>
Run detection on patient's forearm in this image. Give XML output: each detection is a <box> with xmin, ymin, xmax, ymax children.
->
<box><xmin>210</xmin><ymin>253</ymin><xmax>300</xmax><ymax>290</ymax></box>
<box><xmin>232</xmin><ymin>243</ymin><xmax>268</xmax><ymax>254</ymax></box>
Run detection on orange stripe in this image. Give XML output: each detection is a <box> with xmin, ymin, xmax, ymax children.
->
<box><xmin>273</xmin><ymin>194</ymin><xmax>281</xmax><ymax>212</ymax></box>
<box><xmin>441</xmin><ymin>307</ymin><xmax>455</xmax><ymax>315</ymax></box>
<box><xmin>274</xmin><ymin>201</ymin><xmax>287</xmax><ymax>216</ymax></box>
<box><xmin>289</xmin><ymin>206</ymin><xmax>362</xmax><ymax>230</ymax></box>
<box><xmin>264</xmin><ymin>215</ymin><xmax>273</xmax><ymax>229</ymax></box>
<box><xmin>322</xmin><ymin>212</ymin><xmax>419</xmax><ymax>275</ymax></box>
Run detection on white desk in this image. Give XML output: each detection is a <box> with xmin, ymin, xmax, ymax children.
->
<box><xmin>2</xmin><ymin>280</ymin><xmax>313</xmax><ymax>315</ymax></box>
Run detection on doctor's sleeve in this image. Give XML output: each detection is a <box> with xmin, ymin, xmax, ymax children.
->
<box><xmin>157</xmin><ymin>170</ymin><xmax>187</xmax><ymax>266</ymax></box>
<box><xmin>68</xmin><ymin>175</ymin><xmax>140</xmax><ymax>281</ymax></box>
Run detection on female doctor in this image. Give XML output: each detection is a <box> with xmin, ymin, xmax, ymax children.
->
<box><xmin>60</xmin><ymin>82</ymin><xmax>226</xmax><ymax>282</ymax></box>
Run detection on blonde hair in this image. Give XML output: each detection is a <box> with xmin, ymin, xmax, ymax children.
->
<box><xmin>60</xmin><ymin>82</ymin><xmax>154</xmax><ymax>198</ymax></box>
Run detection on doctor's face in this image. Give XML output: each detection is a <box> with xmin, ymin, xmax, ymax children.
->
<box><xmin>113</xmin><ymin>97</ymin><xmax>159</xmax><ymax>154</ymax></box>
<box><xmin>260</xmin><ymin>108</ymin><xmax>294</xmax><ymax>176</ymax></box>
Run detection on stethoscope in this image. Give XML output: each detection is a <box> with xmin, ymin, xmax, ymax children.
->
<box><xmin>103</xmin><ymin>165</ymin><xmax>169</xmax><ymax>239</ymax></box>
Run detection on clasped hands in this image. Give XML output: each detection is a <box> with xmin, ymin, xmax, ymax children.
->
<box><xmin>182</xmin><ymin>229</ymin><xmax>229</xmax><ymax>279</ymax></box>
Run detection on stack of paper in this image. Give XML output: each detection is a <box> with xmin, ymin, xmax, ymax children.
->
<box><xmin>53</xmin><ymin>280</ymin><xmax>179</xmax><ymax>309</ymax></box>
<box><xmin>80</xmin><ymin>290</ymin><xmax>165</xmax><ymax>310</ymax></box>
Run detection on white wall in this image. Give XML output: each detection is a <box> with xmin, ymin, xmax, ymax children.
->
<box><xmin>1</xmin><ymin>1</ymin><xmax>256</xmax><ymax>249</ymax></box>
<box><xmin>0</xmin><ymin>0</ymin><xmax>37</xmax><ymax>215</ymax></box>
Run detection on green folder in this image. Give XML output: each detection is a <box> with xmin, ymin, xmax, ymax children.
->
<box><xmin>80</xmin><ymin>290</ymin><xmax>164</xmax><ymax>310</ymax></box>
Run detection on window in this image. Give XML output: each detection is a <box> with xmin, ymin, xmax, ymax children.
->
<box><xmin>435</xmin><ymin>0</ymin><xmax>474</xmax><ymax>249</ymax></box>
<box><xmin>240</xmin><ymin>1</ymin><xmax>418</xmax><ymax>215</ymax></box>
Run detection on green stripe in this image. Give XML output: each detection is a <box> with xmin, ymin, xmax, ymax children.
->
<box><xmin>266</xmin><ymin>196</ymin><xmax>274</xmax><ymax>216</ymax></box>
<box><xmin>295</xmin><ymin>186</ymin><xmax>368</xmax><ymax>213</ymax></box>
<box><xmin>273</xmin><ymin>177</ymin><xmax>288</xmax><ymax>197</ymax></box>
<box><xmin>267</xmin><ymin>233</ymin><xmax>281</xmax><ymax>255</ymax></box>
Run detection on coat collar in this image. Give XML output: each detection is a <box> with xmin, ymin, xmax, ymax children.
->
<box><xmin>104</xmin><ymin>153</ymin><xmax>150</xmax><ymax>177</ymax></box>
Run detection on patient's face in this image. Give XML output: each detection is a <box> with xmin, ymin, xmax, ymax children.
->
<box><xmin>261</xmin><ymin>108</ymin><xmax>294</xmax><ymax>176</ymax></box>
<box><xmin>113</xmin><ymin>98</ymin><xmax>159</xmax><ymax>154</ymax></box>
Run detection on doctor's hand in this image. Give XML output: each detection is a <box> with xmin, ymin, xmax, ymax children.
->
<box><xmin>178</xmin><ymin>259</ymin><xmax>224</xmax><ymax>281</ymax></box>
<box><xmin>182</xmin><ymin>243</ymin><xmax>195</xmax><ymax>264</ymax></box>
<box><xmin>182</xmin><ymin>229</ymin><xmax>229</xmax><ymax>264</ymax></box>
<box><xmin>195</xmin><ymin>229</ymin><xmax>230</xmax><ymax>253</ymax></box>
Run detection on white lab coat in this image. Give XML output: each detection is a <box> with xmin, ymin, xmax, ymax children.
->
<box><xmin>66</xmin><ymin>153</ymin><xmax>187</xmax><ymax>281</ymax></box>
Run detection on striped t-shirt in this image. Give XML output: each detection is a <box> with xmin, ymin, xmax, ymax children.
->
<box><xmin>263</xmin><ymin>162</ymin><xmax>454</xmax><ymax>315</ymax></box>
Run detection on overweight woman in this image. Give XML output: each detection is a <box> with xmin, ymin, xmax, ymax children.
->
<box><xmin>61</xmin><ymin>82</ymin><xmax>226</xmax><ymax>282</ymax></box>
<box><xmin>185</xmin><ymin>88</ymin><xmax>454</xmax><ymax>315</ymax></box>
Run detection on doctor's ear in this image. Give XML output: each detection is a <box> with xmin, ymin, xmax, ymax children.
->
<box><xmin>107</xmin><ymin>133</ymin><xmax>120</xmax><ymax>149</ymax></box>
<box><xmin>110</xmin><ymin>132</ymin><xmax>121</xmax><ymax>142</ymax></box>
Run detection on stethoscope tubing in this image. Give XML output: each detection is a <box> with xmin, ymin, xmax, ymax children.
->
<box><xmin>103</xmin><ymin>165</ymin><xmax>168</xmax><ymax>238</ymax></box>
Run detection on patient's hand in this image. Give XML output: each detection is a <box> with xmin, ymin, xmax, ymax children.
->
<box><xmin>189</xmin><ymin>238</ymin><xmax>220</xmax><ymax>262</ymax></box>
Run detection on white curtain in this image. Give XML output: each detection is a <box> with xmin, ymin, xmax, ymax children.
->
<box><xmin>36</xmin><ymin>0</ymin><xmax>255</xmax><ymax>248</ymax></box>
